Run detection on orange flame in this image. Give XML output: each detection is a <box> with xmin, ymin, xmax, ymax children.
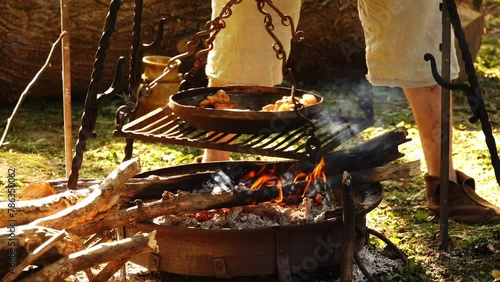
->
<box><xmin>276</xmin><ymin>178</ymin><xmax>283</xmax><ymax>203</ymax></box>
<box><xmin>293</xmin><ymin>172</ymin><xmax>307</xmax><ymax>182</ymax></box>
<box><xmin>301</xmin><ymin>157</ymin><xmax>326</xmax><ymax>197</ymax></box>
<box><xmin>242</xmin><ymin>158</ymin><xmax>326</xmax><ymax>202</ymax></box>
<box><xmin>250</xmin><ymin>174</ymin><xmax>275</xmax><ymax>190</ymax></box>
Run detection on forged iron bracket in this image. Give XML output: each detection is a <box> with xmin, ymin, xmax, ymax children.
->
<box><xmin>427</xmin><ymin>0</ymin><xmax>500</xmax><ymax>251</ymax></box>
<box><xmin>142</xmin><ymin>18</ymin><xmax>166</xmax><ymax>54</ymax></box>
<box><xmin>68</xmin><ymin>0</ymin><xmax>121</xmax><ymax>190</ymax></box>
<box><xmin>425</xmin><ymin>0</ymin><xmax>500</xmax><ymax>186</ymax></box>
<box><xmin>69</xmin><ymin>56</ymin><xmax>125</xmax><ymax>190</ymax></box>
<box><xmin>122</xmin><ymin>0</ymin><xmax>145</xmax><ymax>161</ymax></box>
<box><xmin>97</xmin><ymin>57</ymin><xmax>126</xmax><ymax>105</ymax></box>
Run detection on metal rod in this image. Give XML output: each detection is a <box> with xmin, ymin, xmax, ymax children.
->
<box><xmin>60</xmin><ymin>0</ymin><xmax>73</xmax><ymax>178</ymax></box>
<box><xmin>123</xmin><ymin>0</ymin><xmax>143</xmax><ymax>161</ymax></box>
<box><xmin>445</xmin><ymin>0</ymin><xmax>500</xmax><ymax>185</ymax></box>
<box><xmin>440</xmin><ymin>0</ymin><xmax>451</xmax><ymax>251</ymax></box>
<box><xmin>340</xmin><ymin>171</ymin><xmax>355</xmax><ymax>282</ymax></box>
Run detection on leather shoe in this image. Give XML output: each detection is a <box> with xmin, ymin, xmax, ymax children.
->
<box><xmin>424</xmin><ymin>170</ymin><xmax>500</xmax><ymax>223</ymax></box>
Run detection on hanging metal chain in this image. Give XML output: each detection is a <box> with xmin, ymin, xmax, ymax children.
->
<box><xmin>140</xmin><ymin>0</ymin><xmax>321</xmax><ymax>158</ymax></box>
<box><xmin>255</xmin><ymin>0</ymin><xmax>304</xmax><ymax>91</ymax></box>
<box><xmin>140</xmin><ymin>0</ymin><xmax>243</xmax><ymax>94</ymax></box>
<box><xmin>256</xmin><ymin>0</ymin><xmax>320</xmax><ymax>158</ymax></box>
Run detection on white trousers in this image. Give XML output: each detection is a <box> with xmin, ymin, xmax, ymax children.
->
<box><xmin>206</xmin><ymin>0</ymin><xmax>459</xmax><ymax>88</ymax></box>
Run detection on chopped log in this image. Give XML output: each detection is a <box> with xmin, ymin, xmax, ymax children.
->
<box><xmin>0</xmin><ymin>226</ymin><xmax>84</xmax><ymax>278</ymax></box>
<box><xmin>0</xmin><ymin>189</ymin><xmax>90</xmax><ymax>228</ymax></box>
<box><xmin>28</xmin><ymin>158</ymin><xmax>141</xmax><ymax>230</ymax></box>
<box><xmin>19</xmin><ymin>231</ymin><xmax>158</xmax><ymax>282</ymax></box>
<box><xmin>68</xmin><ymin>160</ymin><xmax>420</xmax><ymax>237</ymax></box>
<box><xmin>349</xmin><ymin>160</ymin><xmax>421</xmax><ymax>185</ymax></box>
<box><xmin>18</xmin><ymin>182</ymin><xmax>57</xmax><ymax>200</ymax></box>
<box><xmin>1</xmin><ymin>229</ymin><xmax>66</xmax><ymax>282</ymax></box>
<box><xmin>92</xmin><ymin>259</ymin><xmax>128</xmax><ymax>282</ymax></box>
<box><xmin>46</xmin><ymin>174</ymin><xmax>184</xmax><ymax>205</ymax></box>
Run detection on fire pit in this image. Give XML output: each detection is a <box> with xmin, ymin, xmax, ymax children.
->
<box><xmin>122</xmin><ymin>160</ymin><xmax>384</xmax><ymax>279</ymax></box>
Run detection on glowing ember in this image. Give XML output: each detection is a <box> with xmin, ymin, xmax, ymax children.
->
<box><xmin>153</xmin><ymin>197</ymin><xmax>337</xmax><ymax>229</ymax></box>
<box><xmin>154</xmin><ymin>159</ymin><xmax>340</xmax><ymax>229</ymax></box>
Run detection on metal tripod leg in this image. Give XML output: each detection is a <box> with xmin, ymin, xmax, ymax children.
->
<box><xmin>439</xmin><ymin>0</ymin><xmax>452</xmax><ymax>251</ymax></box>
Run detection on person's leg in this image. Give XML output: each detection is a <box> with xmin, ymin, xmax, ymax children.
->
<box><xmin>403</xmin><ymin>85</ymin><xmax>457</xmax><ymax>183</ymax></box>
<box><xmin>357</xmin><ymin>0</ymin><xmax>499</xmax><ymax>222</ymax></box>
<box><xmin>202</xmin><ymin>0</ymin><xmax>301</xmax><ymax>162</ymax></box>
<box><xmin>404</xmin><ymin>85</ymin><xmax>499</xmax><ymax>223</ymax></box>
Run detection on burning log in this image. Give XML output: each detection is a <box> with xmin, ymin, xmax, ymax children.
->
<box><xmin>324</xmin><ymin>127</ymin><xmax>411</xmax><ymax>175</ymax></box>
<box><xmin>44</xmin><ymin>174</ymin><xmax>211</xmax><ymax>206</ymax></box>
<box><xmin>28</xmin><ymin>158</ymin><xmax>141</xmax><ymax>230</ymax></box>
<box><xmin>17</xmin><ymin>231</ymin><xmax>158</xmax><ymax>282</ymax></box>
<box><xmin>68</xmin><ymin>160</ymin><xmax>420</xmax><ymax>237</ymax></box>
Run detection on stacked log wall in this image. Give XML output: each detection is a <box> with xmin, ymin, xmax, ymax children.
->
<box><xmin>0</xmin><ymin>0</ymin><xmax>482</xmax><ymax>104</ymax></box>
<box><xmin>0</xmin><ymin>0</ymin><xmax>364</xmax><ymax>104</ymax></box>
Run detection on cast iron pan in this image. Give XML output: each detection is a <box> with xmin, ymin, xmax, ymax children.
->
<box><xmin>168</xmin><ymin>85</ymin><xmax>324</xmax><ymax>134</ymax></box>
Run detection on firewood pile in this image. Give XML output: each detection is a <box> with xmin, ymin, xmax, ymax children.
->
<box><xmin>0</xmin><ymin>158</ymin><xmax>160</xmax><ymax>281</ymax></box>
